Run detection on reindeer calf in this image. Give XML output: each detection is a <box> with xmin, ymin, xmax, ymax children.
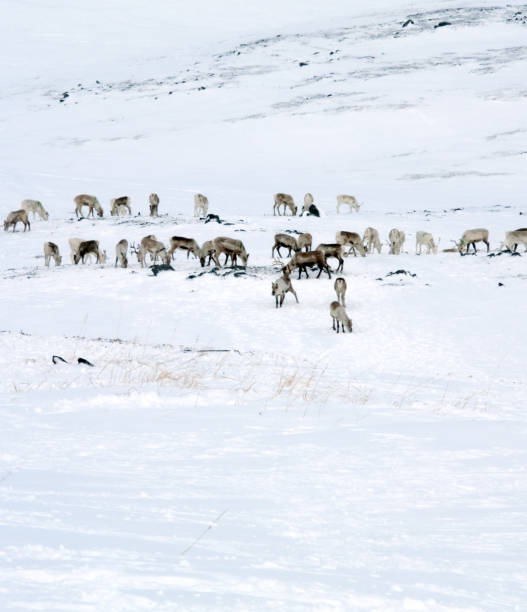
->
<box><xmin>272</xmin><ymin>270</ymin><xmax>299</xmax><ymax>308</ymax></box>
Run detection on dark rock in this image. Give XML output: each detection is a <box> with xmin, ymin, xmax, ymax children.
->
<box><xmin>498</xmin><ymin>282</ymin><xmax>504</xmax><ymax>286</ymax></box>
<box><xmin>78</xmin><ymin>357</ymin><xmax>94</xmax><ymax>367</ymax></box>
<box><xmin>299</xmin><ymin>62</ymin><xmax>308</xmax><ymax>67</ymax></box>
<box><xmin>52</xmin><ymin>355</ymin><xmax>68</xmax><ymax>364</ymax></box>
<box><xmin>402</xmin><ymin>19</ymin><xmax>414</xmax><ymax>27</ymax></box>
<box><xmin>434</xmin><ymin>21</ymin><xmax>451</xmax><ymax>28</ymax></box>
<box><xmin>204</xmin><ymin>213</ymin><xmax>222</xmax><ymax>224</ymax></box>
<box><xmin>150</xmin><ymin>264</ymin><xmax>175</xmax><ymax>276</ymax></box>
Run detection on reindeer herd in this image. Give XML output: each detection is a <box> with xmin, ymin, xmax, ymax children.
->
<box><xmin>2</xmin><ymin>191</ymin><xmax>526</xmax><ymax>334</ymax></box>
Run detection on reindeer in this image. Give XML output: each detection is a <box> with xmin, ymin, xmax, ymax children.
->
<box><xmin>212</xmin><ymin>237</ymin><xmax>249</xmax><ymax>268</ymax></box>
<box><xmin>130</xmin><ymin>242</ymin><xmax>147</xmax><ymax>267</ymax></box>
<box><xmin>272</xmin><ymin>233</ymin><xmax>299</xmax><ymax>258</ymax></box>
<box><xmin>69</xmin><ymin>237</ymin><xmax>83</xmax><ymax>263</ymax></box>
<box><xmin>336</xmin><ymin>231</ymin><xmax>366</xmax><ymax>257</ymax></box>
<box><xmin>273</xmin><ymin>193</ymin><xmax>297</xmax><ymax>216</ymax></box>
<box><xmin>43</xmin><ymin>242</ymin><xmax>61</xmax><ymax>267</ymax></box>
<box><xmin>115</xmin><ymin>239</ymin><xmax>128</xmax><ymax>268</ymax></box>
<box><xmin>315</xmin><ymin>243</ymin><xmax>344</xmax><ymax>272</ymax></box>
<box><xmin>285</xmin><ymin>250</ymin><xmax>331</xmax><ymax>279</ymax></box>
<box><xmin>21</xmin><ymin>199</ymin><xmax>49</xmax><ymax>221</ymax></box>
<box><xmin>140</xmin><ymin>235</ymin><xmax>170</xmax><ymax>265</ymax></box>
<box><xmin>415</xmin><ymin>231</ymin><xmax>438</xmax><ymax>255</ymax></box>
<box><xmin>74</xmin><ymin>240</ymin><xmax>106</xmax><ymax>264</ymax></box>
<box><xmin>168</xmin><ymin>236</ymin><xmax>200</xmax><ymax>260</ymax></box>
<box><xmin>110</xmin><ymin>196</ymin><xmax>132</xmax><ymax>216</ymax></box>
<box><xmin>301</xmin><ymin>193</ymin><xmax>320</xmax><ymax>216</ymax></box>
<box><xmin>330</xmin><ymin>301</ymin><xmax>352</xmax><ymax>333</ymax></box>
<box><xmin>502</xmin><ymin>229</ymin><xmax>527</xmax><ymax>253</ymax></box>
<box><xmin>336</xmin><ymin>194</ymin><xmax>360</xmax><ymax>214</ymax></box>
<box><xmin>363</xmin><ymin>227</ymin><xmax>382</xmax><ymax>254</ymax></box>
<box><xmin>194</xmin><ymin>193</ymin><xmax>209</xmax><ymax>217</ymax></box>
<box><xmin>272</xmin><ymin>268</ymin><xmax>299</xmax><ymax>308</ymax></box>
<box><xmin>455</xmin><ymin>228</ymin><xmax>489</xmax><ymax>254</ymax></box>
<box><xmin>149</xmin><ymin>193</ymin><xmax>159</xmax><ymax>217</ymax></box>
<box><xmin>74</xmin><ymin>194</ymin><xmax>103</xmax><ymax>218</ymax></box>
<box><xmin>297</xmin><ymin>233</ymin><xmax>312</xmax><ymax>252</ymax></box>
<box><xmin>389</xmin><ymin>228</ymin><xmax>405</xmax><ymax>255</ymax></box>
<box><xmin>4</xmin><ymin>210</ymin><xmax>30</xmax><ymax>232</ymax></box>
<box><xmin>198</xmin><ymin>240</ymin><xmax>216</xmax><ymax>267</ymax></box>
<box><xmin>334</xmin><ymin>277</ymin><xmax>347</xmax><ymax>306</ymax></box>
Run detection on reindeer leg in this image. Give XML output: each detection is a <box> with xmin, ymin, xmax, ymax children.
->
<box><xmin>290</xmin><ymin>288</ymin><xmax>299</xmax><ymax>303</ymax></box>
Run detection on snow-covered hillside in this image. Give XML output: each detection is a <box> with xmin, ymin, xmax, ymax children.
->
<box><xmin>1</xmin><ymin>1</ymin><xmax>527</xmax><ymax>610</ymax></box>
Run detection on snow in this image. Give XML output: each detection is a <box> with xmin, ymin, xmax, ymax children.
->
<box><xmin>1</xmin><ymin>1</ymin><xmax>527</xmax><ymax>609</ymax></box>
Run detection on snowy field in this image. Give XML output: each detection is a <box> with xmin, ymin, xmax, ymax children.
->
<box><xmin>1</xmin><ymin>1</ymin><xmax>527</xmax><ymax>610</ymax></box>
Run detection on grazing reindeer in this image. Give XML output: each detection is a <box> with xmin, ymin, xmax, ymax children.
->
<box><xmin>273</xmin><ymin>193</ymin><xmax>297</xmax><ymax>216</ymax></box>
<box><xmin>43</xmin><ymin>242</ymin><xmax>61</xmax><ymax>267</ymax></box>
<box><xmin>168</xmin><ymin>236</ymin><xmax>200</xmax><ymax>260</ymax></box>
<box><xmin>21</xmin><ymin>199</ymin><xmax>49</xmax><ymax>221</ymax></box>
<box><xmin>4</xmin><ymin>210</ymin><xmax>30</xmax><ymax>232</ymax></box>
<box><xmin>415</xmin><ymin>231</ymin><xmax>438</xmax><ymax>255</ymax></box>
<box><xmin>455</xmin><ymin>228</ymin><xmax>489</xmax><ymax>254</ymax></box>
<box><xmin>130</xmin><ymin>242</ymin><xmax>147</xmax><ymax>267</ymax></box>
<box><xmin>212</xmin><ymin>237</ymin><xmax>249</xmax><ymax>268</ymax></box>
<box><xmin>285</xmin><ymin>250</ymin><xmax>331</xmax><ymax>279</ymax></box>
<box><xmin>110</xmin><ymin>196</ymin><xmax>132</xmax><ymax>216</ymax></box>
<box><xmin>74</xmin><ymin>240</ymin><xmax>106</xmax><ymax>264</ymax></box>
<box><xmin>389</xmin><ymin>228</ymin><xmax>405</xmax><ymax>255</ymax></box>
<box><xmin>140</xmin><ymin>235</ymin><xmax>170</xmax><ymax>265</ymax></box>
<box><xmin>301</xmin><ymin>193</ymin><xmax>320</xmax><ymax>216</ymax></box>
<box><xmin>272</xmin><ymin>268</ymin><xmax>299</xmax><ymax>308</ymax></box>
<box><xmin>336</xmin><ymin>231</ymin><xmax>366</xmax><ymax>257</ymax></box>
<box><xmin>115</xmin><ymin>239</ymin><xmax>128</xmax><ymax>268</ymax></box>
<box><xmin>194</xmin><ymin>193</ymin><xmax>209</xmax><ymax>217</ymax></box>
<box><xmin>336</xmin><ymin>194</ymin><xmax>360</xmax><ymax>214</ymax></box>
<box><xmin>502</xmin><ymin>229</ymin><xmax>527</xmax><ymax>252</ymax></box>
<box><xmin>363</xmin><ymin>227</ymin><xmax>382</xmax><ymax>254</ymax></box>
<box><xmin>69</xmin><ymin>237</ymin><xmax>83</xmax><ymax>263</ymax></box>
<box><xmin>297</xmin><ymin>232</ymin><xmax>312</xmax><ymax>252</ymax></box>
<box><xmin>199</xmin><ymin>240</ymin><xmax>216</xmax><ymax>267</ymax></box>
<box><xmin>334</xmin><ymin>277</ymin><xmax>347</xmax><ymax>306</ymax></box>
<box><xmin>74</xmin><ymin>194</ymin><xmax>103</xmax><ymax>218</ymax></box>
<box><xmin>272</xmin><ymin>233</ymin><xmax>299</xmax><ymax>258</ymax></box>
<box><xmin>149</xmin><ymin>193</ymin><xmax>159</xmax><ymax>217</ymax></box>
<box><xmin>315</xmin><ymin>243</ymin><xmax>344</xmax><ymax>272</ymax></box>
<box><xmin>330</xmin><ymin>301</ymin><xmax>352</xmax><ymax>333</ymax></box>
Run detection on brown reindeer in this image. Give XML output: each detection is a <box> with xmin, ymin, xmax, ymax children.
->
<box><xmin>212</xmin><ymin>237</ymin><xmax>249</xmax><ymax>268</ymax></box>
<box><xmin>115</xmin><ymin>239</ymin><xmax>128</xmax><ymax>268</ymax></box>
<box><xmin>4</xmin><ymin>210</ymin><xmax>30</xmax><ymax>232</ymax></box>
<box><xmin>168</xmin><ymin>236</ymin><xmax>201</xmax><ymax>260</ymax></box>
<box><xmin>74</xmin><ymin>194</ymin><xmax>103</xmax><ymax>218</ymax></box>
<box><xmin>44</xmin><ymin>242</ymin><xmax>61</xmax><ymax>266</ymax></box>
<box><xmin>315</xmin><ymin>243</ymin><xmax>344</xmax><ymax>272</ymax></box>
<box><xmin>272</xmin><ymin>233</ymin><xmax>299</xmax><ymax>258</ymax></box>
<box><xmin>330</xmin><ymin>301</ymin><xmax>352</xmax><ymax>333</ymax></box>
<box><xmin>285</xmin><ymin>250</ymin><xmax>331</xmax><ymax>279</ymax></box>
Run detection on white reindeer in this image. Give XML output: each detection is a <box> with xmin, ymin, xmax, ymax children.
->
<box><xmin>389</xmin><ymin>228</ymin><xmax>405</xmax><ymax>255</ymax></box>
<box><xmin>194</xmin><ymin>193</ymin><xmax>209</xmax><ymax>218</ymax></box>
<box><xmin>336</xmin><ymin>194</ymin><xmax>360</xmax><ymax>214</ymax></box>
<box><xmin>415</xmin><ymin>231</ymin><xmax>438</xmax><ymax>255</ymax></box>
<box><xmin>21</xmin><ymin>199</ymin><xmax>49</xmax><ymax>221</ymax></box>
<box><xmin>502</xmin><ymin>229</ymin><xmax>527</xmax><ymax>252</ymax></box>
<box><xmin>455</xmin><ymin>228</ymin><xmax>490</xmax><ymax>254</ymax></box>
<box><xmin>115</xmin><ymin>239</ymin><xmax>128</xmax><ymax>268</ymax></box>
<box><xmin>363</xmin><ymin>227</ymin><xmax>382</xmax><ymax>254</ymax></box>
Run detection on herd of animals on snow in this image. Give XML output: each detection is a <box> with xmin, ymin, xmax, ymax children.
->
<box><xmin>4</xmin><ymin>192</ymin><xmax>526</xmax><ymax>334</ymax></box>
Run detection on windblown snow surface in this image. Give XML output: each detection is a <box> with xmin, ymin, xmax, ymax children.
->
<box><xmin>1</xmin><ymin>1</ymin><xmax>527</xmax><ymax>610</ymax></box>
